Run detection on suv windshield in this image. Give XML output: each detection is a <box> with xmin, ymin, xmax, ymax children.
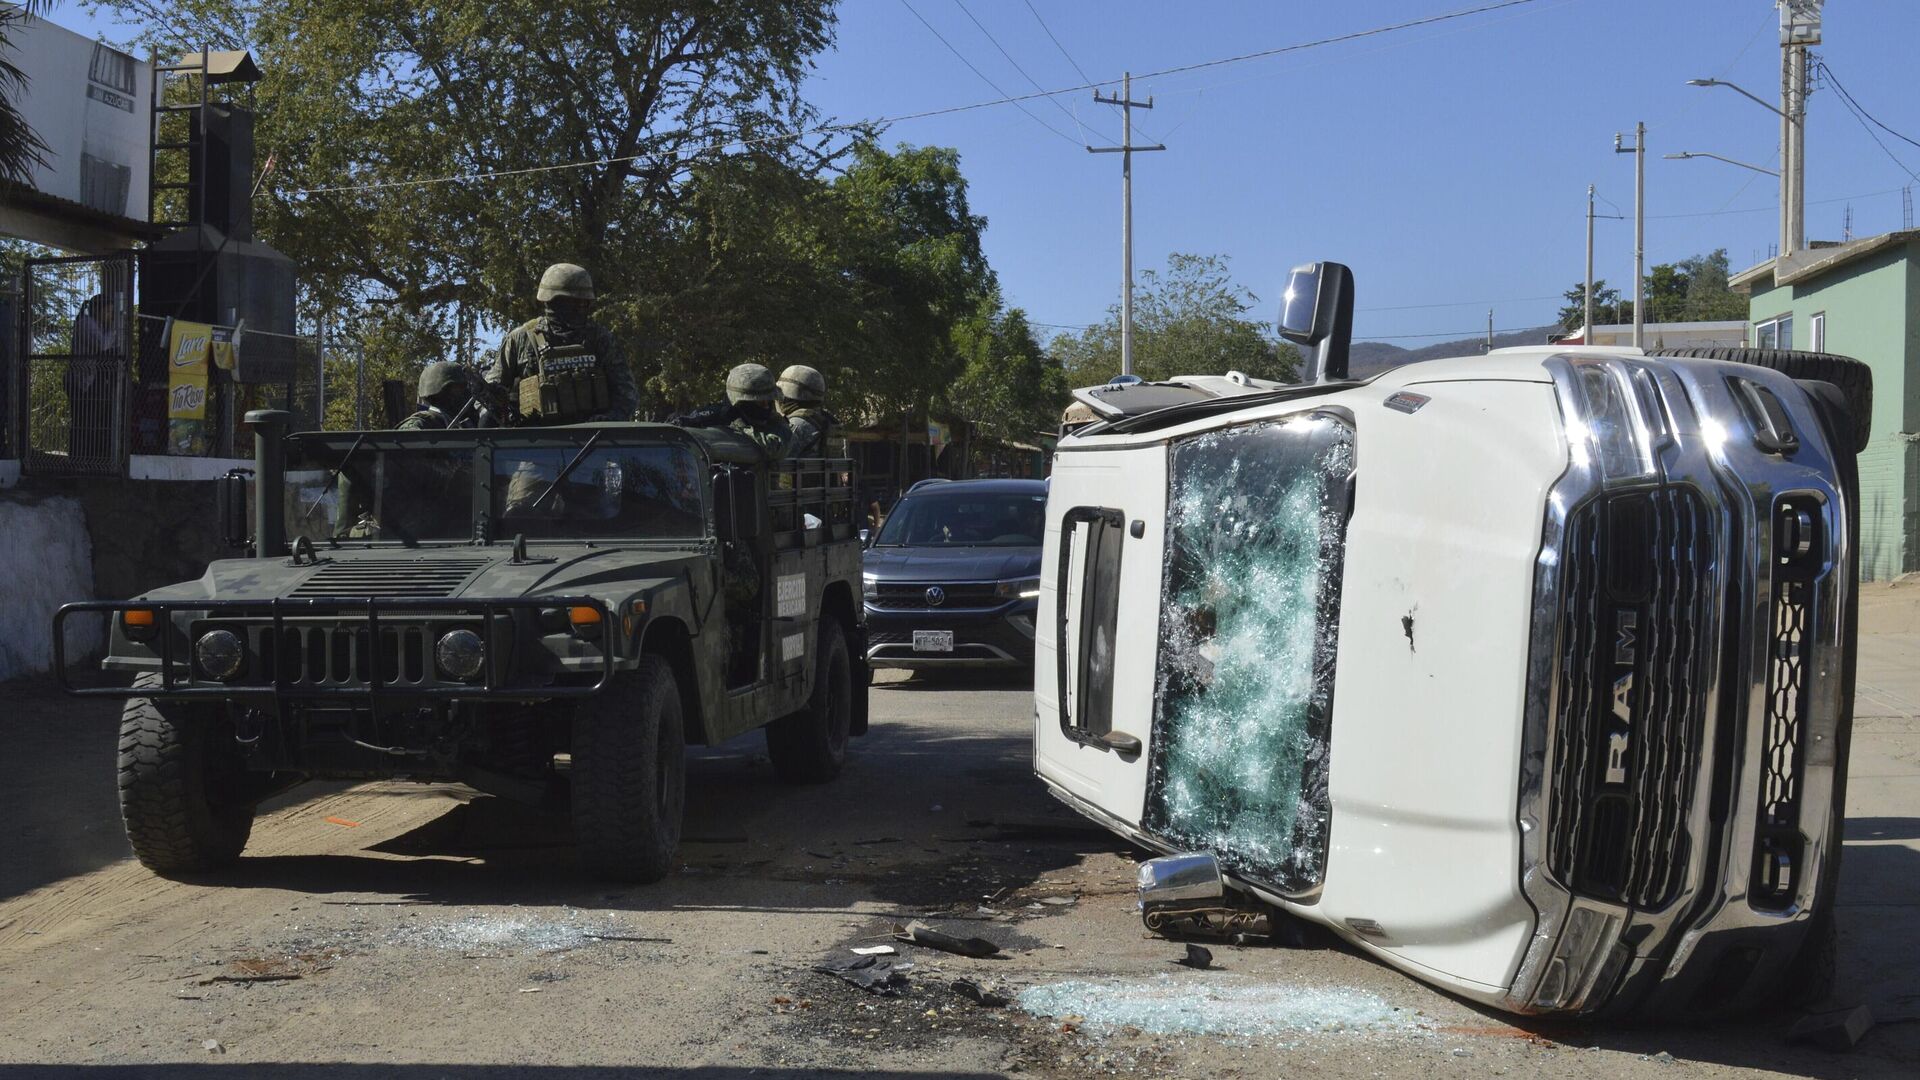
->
<box><xmin>284</xmin><ymin>437</ymin><xmax>705</xmax><ymax>544</ymax></box>
<box><xmin>873</xmin><ymin>490</ymin><xmax>1046</xmax><ymax>547</ymax></box>
<box><xmin>1142</xmin><ymin>411</ymin><xmax>1354</xmax><ymax>894</ymax></box>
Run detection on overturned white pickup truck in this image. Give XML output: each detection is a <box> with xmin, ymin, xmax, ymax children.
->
<box><xmin>1035</xmin><ymin>262</ymin><xmax>1867</xmax><ymax>1018</ymax></box>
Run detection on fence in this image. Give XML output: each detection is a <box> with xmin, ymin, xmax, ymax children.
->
<box><xmin>3</xmin><ymin>252</ymin><xmax>322</xmax><ymax>474</ymax></box>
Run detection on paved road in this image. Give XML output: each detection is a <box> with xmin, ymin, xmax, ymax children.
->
<box><xmin>0</xmin><ymin>589</ymin><xmax>1916</xmax><ymax>1079</ymax></box>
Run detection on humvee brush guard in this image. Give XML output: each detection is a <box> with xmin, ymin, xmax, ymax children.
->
<box><xmin>59</xmin><ymin>411</ymin><xmax>869</xmax><ymax>882</ymax></box>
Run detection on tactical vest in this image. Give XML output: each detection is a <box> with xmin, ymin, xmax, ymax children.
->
<box><xmin>517</xmin><ymin>329</ymin><xmax>610</xmax><ymax>424</ymax></box>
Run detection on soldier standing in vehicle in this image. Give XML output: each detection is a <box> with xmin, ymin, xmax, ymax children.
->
<box><xmin>723</xmin><ymin>363</ymin><xmax>791</xmax><ymax>460</ymax></box>
<box><xmin>777</xmin><ymin>364</ymin><xmax>835</xmax><ymax>458</ymax></box>
<box><xmin>396</xmin><ymin>362</ymin><xmax>477</xmax><ymax>430</ymax></box>
<box><xmin>485</xmin><ymin>263</ymin><xmax>640</xmax><ymax>425</ymax></box>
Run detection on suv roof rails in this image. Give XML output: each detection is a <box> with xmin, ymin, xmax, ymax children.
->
<box><xmin>905</xmin><ymin>478</ymin><xmax>953</xmax><ymax>494</ymax></box>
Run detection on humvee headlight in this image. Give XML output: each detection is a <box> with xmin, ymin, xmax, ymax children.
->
<box><xmin>435</xmin><ymin>629</ymin><xmax>486</xmax><ymax>680</ymax></box>
<box><xmin>194</xmin><ymin>629</ymin><xmax>244</xmax><ymax>680</ymax></box>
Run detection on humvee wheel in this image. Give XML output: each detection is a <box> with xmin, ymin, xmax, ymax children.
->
<box><xmin>766</xmin><ymin>619</ymin><xmax>853</xmax><ymax>784</ymax></box>
<box><xmin>117</xmin><ymin>673</ymin><xmax>255</xmax><ymax>875</ymax></box>
<box><xmin>572</xmin><ymin>655</ymin><xmax>686</xmax><ymax>882</ymax></box>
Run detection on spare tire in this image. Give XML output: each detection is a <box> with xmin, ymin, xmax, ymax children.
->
<box><xmin>1651</xmin><ymin>347</ymin><xmax>1872</xmax><ymax>454</ymax></box>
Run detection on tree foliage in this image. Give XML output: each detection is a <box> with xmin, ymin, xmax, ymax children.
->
<box><xmin>949</xmin><ymin>301</ymin><xmax>1067</xmax><ymax>445</ymax></box>
<box><xmin>0</xmin><ymin>2</ymin><xmax>53</xmax><ymax>185</ymax></box>
<box><xmin>1051</xmin><ymin>253</ymin><xmax>1299</xmax><ymax>388</ymax></box>
<box><xmin>1557</xmin><ymin>248</ymin><xmax>1750</xmax><ymax>331</ymax></box>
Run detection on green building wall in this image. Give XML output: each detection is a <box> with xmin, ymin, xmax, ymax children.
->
<box><xmin>1746</xmin><ymin>240</ymin><xmax>1919</xmax><ymax>581</ymax></box>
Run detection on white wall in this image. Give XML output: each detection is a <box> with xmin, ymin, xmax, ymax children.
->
<box><xmin>6</xmin><ymin>14</ymin><xmax>151</xmax><ymax>224</ymax></box>
<box><xmin>0</xmin><ymin>496</ymin><xmax>98</xmax><ymax>682</ymax></box>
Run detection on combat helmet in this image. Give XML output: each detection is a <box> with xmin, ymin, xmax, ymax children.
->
<box><xmin>418</xmin><ymin>361</ymin><xmax>469</xmax><ymax>402</ymax></box>
<box><xmin>536</xmin><ymin>262</ymin><xmax>595</xmax><ymax>302</ymax></box>
<box><xmin>726</xmin><ymin>363</ymin><xmax>778</xmax><ymax>404</ymax></box>
<box><xmin>777</xmin><ymin>364</ymin><xmax>826</xmax><ymax>404</ymax></box>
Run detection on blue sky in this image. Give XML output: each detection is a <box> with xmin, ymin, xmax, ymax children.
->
<box><xmin>61</xmin><ymin>1</ymin><xmax>1920</xmax><ymax>344</ymax></box>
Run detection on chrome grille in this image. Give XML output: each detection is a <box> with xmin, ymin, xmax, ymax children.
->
<box><xmin>1752</xmin><ymin>570</ymin><xmax>1811</xmax><ymax>908</ymax></box>
<box><xmin>1548</xmin><ymin>487</ymin><xmax>1716</xmax><ymax>910</ymax></box>
<box><xmin>289</xmin><ymin>558</ymin><xmax>491</xmax><ymax>599</ymax></box>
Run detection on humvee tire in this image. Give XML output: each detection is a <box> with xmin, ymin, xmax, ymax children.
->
<box><xmin>766</xmin><ymin>619</ymin><xmax>853</xmax><ymax>784</ymax></box>
<box><xmin>117</xmin><ymin>673</ymin><xmax>255</xmax><ymax>874</ymax></box>
<box><xmin>1652</xmin><ymin>346</ymin><xmax>1873</xmax><ymax>453</ymax></box>
<box><xmin>573</xmin><ymin>656</ymin><xmax>687</xmax><ymax>882</ymax></box>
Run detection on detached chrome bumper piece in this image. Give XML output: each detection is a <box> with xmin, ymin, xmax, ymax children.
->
<box><xmin>1508</xmin><ymin>356</ymin><xmax>1851</xmax><ymax>1015</ymax></box>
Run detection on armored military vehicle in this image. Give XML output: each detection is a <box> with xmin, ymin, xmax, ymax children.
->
<box><xmin>59</xmin><ymin>411</ymin><xmax>868</xmax><ymax>882</ymax></box>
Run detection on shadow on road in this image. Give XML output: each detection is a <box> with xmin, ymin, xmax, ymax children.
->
<box><xmin>0</xmin><ymin>1060</ymin><xmax>998</xmax><ymax>1068</ymax></box>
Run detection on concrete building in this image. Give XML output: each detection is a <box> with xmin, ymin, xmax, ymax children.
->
<box><xmin>1733</xmin><ymin>229</ymin><xmax>1920</xmax><ymax>580</ymax></box>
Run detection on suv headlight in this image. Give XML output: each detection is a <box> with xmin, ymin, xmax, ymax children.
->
<box><xmin>995</xmin><ymin>577</ymin><xmax>1041</xmax><ymax>600</ymax></box>
<box><xmin>1558</xmin><ymin>358</ymin><xmax>1659</xmax><ymax>486</ymax></box>
<box><xmin>862</xmin><ymin>573</ymin><xmax>878</xmax><ymax>601</ymax></box>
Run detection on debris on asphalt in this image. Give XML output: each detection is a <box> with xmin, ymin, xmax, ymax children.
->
<box><xmin>1039</xmin><ymin>896</ymin><xmax>1076</xmax><ymax>907</ymax></box>
<box><xmin>850</xmin><ymin>945</ymin><xmax>896</xmax><ymax>956</ymax></box>
<box><xmin>1017</xmin><ymin>975</ymin><xmax>1420</xmax><ymax>1038</ymax></box>
<box><xmin>814</xmin><ymin>953</ymin><xmax>914</xmax><ymax>996</ymax></box>
<box><xmin>201</xmin><ymin>1039</ymin><xmax>225</xmax><ymax>1054</ymax></box>
<box><xmin>517</xmin><ymin>987</ymin><xmax>542</xmax><ymax>994</ymax></box>
<box><xmin>893</xmin><ymin>919</ymin><xmax>1001</xmax><ymax>958</ymax></box>
<box><xmin>853</xmin><ymin>836</ymin><xmax>903</xmax><ymax>846</ymax></box>
<box><xmin>1787</xmin><ymin>1004</ymin><xmax>1876</xmax><ymax>1051</ymax></box>
<box><xmin>951</xmin><ymin>978</ymin><xmax>1011</xmax><ymax>1008</ymax></box>
<box><xmin>323</xmin><ymin>816</ymin><xmax>361</xmax><ymax>828</ymax></box>
<box><xmin>1176</xmin><ymin>943</ymin><xmax>1213</xmax><ymax>970</ymax></box>
<box><xmin>580</xmin><ymin>933</ymin><xmax>672</xmax><ymax>944</ymax></box>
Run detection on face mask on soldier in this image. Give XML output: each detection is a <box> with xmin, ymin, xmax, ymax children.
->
<box><xmin>546</xmin><ymin>297</ymin><xmax>592</xmax><ymax>329</ymax></box>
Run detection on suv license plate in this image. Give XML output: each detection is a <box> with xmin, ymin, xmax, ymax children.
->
<box><xmin>912</xmin><ymin>631</ymin><xmax>955</xmax><ymax>653</ymax></box>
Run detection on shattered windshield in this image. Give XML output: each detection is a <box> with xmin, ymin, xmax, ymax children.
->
<box><xmin>1144</xmin><ymin>411</ymin><xmax>1354</xmax><ymax>894</ymax></box>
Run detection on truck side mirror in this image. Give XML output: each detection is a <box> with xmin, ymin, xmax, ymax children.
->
<box><xmin>217</xmin><ymin>469</ymin><xmax>253</xmax><ymax>550</ymax></box>
<box><xmin>1278</xmin><ymin>261</ymin><xmax>1355</xmax><ymax>383</ymax></box>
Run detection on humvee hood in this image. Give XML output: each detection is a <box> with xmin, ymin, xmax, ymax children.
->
<box><xmin>160</xmin><ymin>547</ymin><xmax>705</xmax><ymax>605</ymax></box>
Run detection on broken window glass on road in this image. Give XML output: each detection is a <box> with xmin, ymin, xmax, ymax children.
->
<box><xmin>1144</xmin><ymin>412</ymin><xmax>1354</xmax><ymax>895</ymax></box>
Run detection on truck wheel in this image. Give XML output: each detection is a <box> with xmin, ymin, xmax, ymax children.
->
<box><xmin>766</xmin><ymin>620</ymin><xmax>852</xmax><ymax>784</ymax></box>
<box><xmin>1652</xmin><ymin>346</ymin><xmax>1873</xmax><ymax>453</ymax></box>
<box><xmin>572</xmin><ymin>655</ymin><xmax>686</xmax><ymax>882</ymax></box>
<box><xmin>117</xmin><ymin>673</ymin><xmax>255</xmax><ymax>875</ymax></box>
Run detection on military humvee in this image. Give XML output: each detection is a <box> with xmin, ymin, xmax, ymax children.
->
<box><xmin>57</xmin><ymin>410</ymin><xmax>869</xmax><ymax>882</ymax></box>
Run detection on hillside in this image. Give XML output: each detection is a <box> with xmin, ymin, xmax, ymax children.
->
<box><xmin>1346</xmin><ymin>326</ymin><xmax>1559</xmax><ymax>378</ymax></box>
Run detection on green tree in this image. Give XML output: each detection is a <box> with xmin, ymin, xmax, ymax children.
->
<box><xmin>1557</xmin><ymin>280</ymin><xmax>1624</xmax><ymax>332</ymax></box>
<box><xmin>1052</xmin><ymin>253</ymin><xmax>1299</xmax><ymax>387</ymax></box>
<box><xmin>1676</xmin><ymin>248</ymin><xmax>1749</xmax><ymax>321</ymax></box>
<box><xmin>948</xmin><ymin>300</ymin><xmax>1067</xmax><ymax>445</ymax></box>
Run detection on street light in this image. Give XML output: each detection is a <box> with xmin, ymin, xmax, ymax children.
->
<box><xmin>1664</xmin><ymin>151</ymin><xmax>1780</xmax><ymax>177</ymax></box>
<box><xmin>1685</xmin><ymin>78</ymin><xmax>1794</xmax><ymax>123</ymax></box>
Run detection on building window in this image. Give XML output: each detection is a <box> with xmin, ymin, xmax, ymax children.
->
<box><xmin>1755</xmin><ymin>313</ymin><xmax>1793</xmax><ymax>349</ymax></box>
<box><xmin>1810</xmin><ymin>311</ymin><xmax>1825</xmax><ymax>352</ymax></box>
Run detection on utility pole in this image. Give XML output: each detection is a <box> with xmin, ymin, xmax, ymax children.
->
<box><xmin>1485</xmin><ymin>309</ymin><xmax>1494</xmax><ymax>353</ymax></box>
<box><xmin>1615</xmin><ymin>123</ymin><xmax>1646</xmax><ymax>348</ymax></box>
<box><xmin>1089</xmin><ymin>72</ymin><xmax>1165</xmax><ymax>378</ymax></box>
<box><xmin>1781</xmin><ymin>1</ymin><xmax>1822</xmax><ymax>253</ymax></box>
<box><xmin>1585</xmin><ymin>185</ymin><xmax>1596</xmax><ymax>340</ymax></box>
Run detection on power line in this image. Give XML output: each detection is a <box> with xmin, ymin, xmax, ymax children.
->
<box><xmin>898</xmin><ymin>0</ymin><xmax>1083</xmax><ymax>147</ymax></box>
<box><xmin>1357</xmin><ymin>324</ymin><xmax>1550</xmax><ymax>341</ymax></box>
<box><xmin>290</xmin><ymin>0</ymin><xmax>1545</xmax><ymax>197</ymax></box>
<box><xmin>1818</xmin><ymin>61</ymin><xmax>1920</xmax><ymax>154</ymax></box>
<box><xmin>951</xmin><ymin>0</ymin><xmax>1107</xmax><ymax>143</ymax></box>
<box><xmin>1358</xmin><ymin>294</ymin><xmax>1562</xmax><ymax>312</ymax></box>
<box><xmin>1818</xmin><ymin>60</ymin><xmax>1920</xmax><ymax>183</ymax></box>
<box><xmin>1022</xmin><ymin>0</ymin><xmax>1097</xmax><ymax>86</ymax></box>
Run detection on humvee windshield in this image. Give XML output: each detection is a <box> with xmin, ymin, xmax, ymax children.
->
<box><xmin>285</xmin><ymin>435</ymin><xmax>705</xmax><ymax>545</ymax></box>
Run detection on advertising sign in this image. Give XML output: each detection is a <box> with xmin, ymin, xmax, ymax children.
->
<box><xmin>166</xmin><ymin>320</ymin><xmax>212</xmax><ymax>454</ymax></box>
<box><xmin>0</xmin><ymin>14</ymin><xmax>151</xmax><ymax>244</ymax></box>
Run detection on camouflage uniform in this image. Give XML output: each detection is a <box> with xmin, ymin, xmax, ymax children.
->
<box><xmin>723</xmin><ymin>363</ymin><xmax>790</xmax><ymax>461</ymax></box>
<box><xmin>776</xmin><ymin>364</ymin><xmax>834</xmax><ymax>458</ymax></box>
<box><xmin>484</xmin><ymin>264</ymin><xmax>640</xmax><ymax>425</ymax></box>
<box><xmin>397</xmin><ymin>361</ymin><xmax>476</xmax><ymax>431</ymax></box>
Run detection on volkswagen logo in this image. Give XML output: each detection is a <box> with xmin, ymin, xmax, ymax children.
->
<box><xmin>925</xmin><ymin>586</ymin><xmax>946</xmax><ymax>607</ymax></box>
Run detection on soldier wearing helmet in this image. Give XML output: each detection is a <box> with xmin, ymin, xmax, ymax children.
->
<box><xmin>723</xmin><ymin>363</ymin><xmax>792</xmax><ymax>460</ymax></box>
<box><xmin>396</xmin><ymin>362</ymin><xmax>477</xmax><ymax>430</ymax></box>
<box><xmin>484</xmin><ymin>263</ymin><xmax>639</xmax><ymax>425</ymax></box>
<box><xmin>776</xmin><ymin>364</ymin><xmax>836</xmax><ymax>458</ymax></box>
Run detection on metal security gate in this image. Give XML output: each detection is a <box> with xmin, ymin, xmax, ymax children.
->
<box><xmin>13</xmin><ymin>254</ymin><xmax>135</xmax><ymax>476</ymax></box>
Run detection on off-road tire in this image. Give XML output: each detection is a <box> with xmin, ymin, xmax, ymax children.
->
<box><xmin>572</xmin><ymin>656</ymin><xmax>686</xmax><ymax>882</ymax></box>
<box><xmin>766</xmin><ymin>621</ymin><xmax>853</xmax><ymax>784</ymax></box>
<box><xmin>1651</xmin><ymin>346</ymin><xmax>1873</xmax><ymax>453</ymax></box>
<box><xmin>117</xmin><ymin>673</ymin><xmax>255</xmax><ymax>874</ymax></box>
